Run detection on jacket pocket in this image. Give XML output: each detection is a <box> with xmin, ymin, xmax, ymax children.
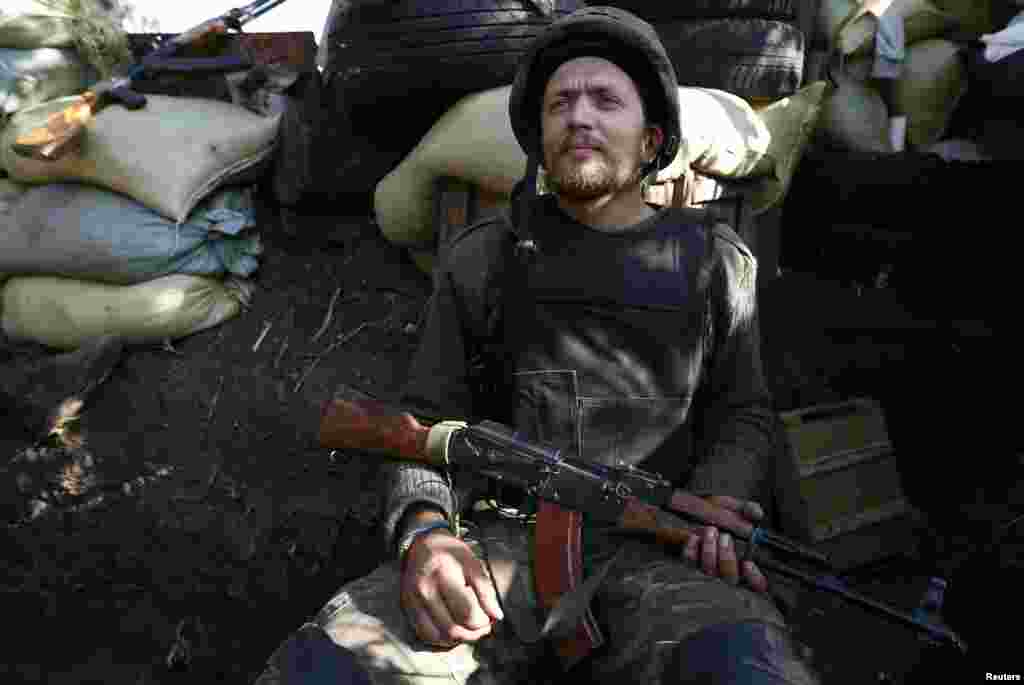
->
<box><xmin>576</xmin><ymin>395</ymin><xmax>692</xmax><ymax>470</ymax></box>
<box><xmin>512</xmin><ymin>369</ymin><xmax>580</xmax><ymax>456</ymax></box>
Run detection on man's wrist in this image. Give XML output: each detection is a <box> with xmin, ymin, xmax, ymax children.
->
<box><xmin>396</xmin><ymin>519</ymin><xmax>454</xmax><ymax>562</ymax></box>
<box><xmin>395</xmin><ymin>504</ymin><xmax>449</xmax><ymax>558</ymax></box>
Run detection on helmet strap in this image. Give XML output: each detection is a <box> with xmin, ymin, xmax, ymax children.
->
<box><xmin>510</xmin><ymin>149</ymin><xmax>542</xmax><ymax>263</ymax></box>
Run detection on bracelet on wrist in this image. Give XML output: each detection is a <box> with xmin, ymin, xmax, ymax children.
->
<box><xmin>396</xmin><ymin>519</ymin><xmax>453</xmax><ymax>561</ymax></box>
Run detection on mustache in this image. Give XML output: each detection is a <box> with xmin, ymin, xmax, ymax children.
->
<box><xmin>562</xmin><ymin>137</ymin><xmax>603</xmax><ymax>152</ymax></box>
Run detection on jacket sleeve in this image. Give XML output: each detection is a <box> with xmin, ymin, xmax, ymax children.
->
<box><xmin>381</xmin><ymin>228</ymin><xmax>504</xmax><ymax>558</ymax></box>
<box><xmin>687</xmin><ymin>227</ymin><xmax>778</xmax><ymax>508</ymax></box>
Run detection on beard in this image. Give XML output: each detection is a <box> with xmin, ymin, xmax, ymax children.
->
<box><xmin>544</xmin><ymin>148</ymin><xmax>645</xmax><ymax>202</ymax></box>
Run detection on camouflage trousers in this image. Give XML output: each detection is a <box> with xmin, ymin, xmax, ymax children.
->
<box><xmin>252</xmin><ymin>512</ymin><xmax>820</xmax><ymax>684</ymax></box>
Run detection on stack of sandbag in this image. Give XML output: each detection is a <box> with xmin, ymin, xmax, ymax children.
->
<box><xmin>373</xmin><ymin>79</ymin><xmax>828</xmax><ymax>273</ymax></box>
<box><xmin>813</xmin><ymin>0</ymin><xmax>1001</xmax><ymax>155</ymax></box>
<box><xmin>0</xmin><ymin>6</ymin><xmax>282</xmax><ymax>351</ymax></box>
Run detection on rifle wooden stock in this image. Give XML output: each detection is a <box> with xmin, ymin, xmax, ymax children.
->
<box><xmin>319</xmin><ymin>398</ymin><xmax>433</xmax><ymax>463</ymax></box>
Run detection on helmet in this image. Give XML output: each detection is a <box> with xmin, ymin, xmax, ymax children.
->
<box><xmin>508</xmin><ymin>5</ymin><xmax>681</xmax><ymax>175</ymax></box>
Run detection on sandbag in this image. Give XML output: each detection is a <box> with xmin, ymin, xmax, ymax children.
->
<box><xmin>657</xmin><ymin>87</ymin><xmax>771</xmax><ymax>182</ymax></box>
<box><xmin>931</xmin><ymin>0</ymin><xmax>996</xmax><ymax>38</ymax></box>
<box><xmin>731</xmin><ymin>81</ymin><xmax>830</xmax><ymax>215</ymax></box>
<box><xmin>0</xmin><ymin>178</ymin><xmax>26</xmax><ymax>288</ymax></box>
<box><xmin>0</xmin><ymin>4</ymin><xmax>77</xmax><ymax>48</ymax></box>
<box><xmin>821</xmin><ymin>0</ymin><xmax>958</xmax><ymax>57</ymax></box>
<box><xmin>0</xmin><ymin>182</ymin><xmax>261</xmax><ymax>284</ymax></box>
<box><xmin>891</xmin><ymin>38</ymin><xmax>967</xmax><ymax>148</ymax></box>
<box><xmin>1</xmin><ymin>273</ymin><xmax>252</xmax><ymax>351</ymax></box>
<box><xmin>375</xmin><ymin>85</ymin><xmax>770</xmax><ymax>249</ymax></box>
<box><xmin>1</xmin><ymin>95</ymin><xmax>281</xmax><ymax>223</ymax></box>
<box><xmin>1</xmin><ymin>47</ymin><xmax>96</xmax><ymax>120</ymax></box>
<box><xmin>816</xmin><ymin>57</ymin><xmax>893</xmax><ymax>152</ymax></box>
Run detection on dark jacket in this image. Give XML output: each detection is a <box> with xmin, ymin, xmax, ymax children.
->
<box><xmin>382</xmin><ymin>196</ymin><xmax>777</xmax><ymax>556</ymax></box>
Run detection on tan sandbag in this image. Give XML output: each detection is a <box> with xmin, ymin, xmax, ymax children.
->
<box><xmin>891</xmin><ymin>39</ymin><xmax>967</xmax><ymax>148</ymax></box>
<box><xmin>817</xmin><ymin>57</ymin><xmax>893</xmax><ymax>153</ymax></box>
<box><xmin>1</xmin><ymin>273</ymin><xmax>252</xmax><ymax>351</ymax></box>
<box><xmin>374</xmin><ymin>87</ymin><xmax>525</xmax><ymax>249</ymax></box>
<box><xmin>1</xmin><ymin>95</ymin><xmax>281</xmax><ymax>223</ymax></box>
<box><xmin>374</xmin><ymin>85</ymin><xmax>769</xmax><ymax>249</ymax></box>
<box><xmin>0</xmin><ymin>4</ymin><xmax>77</xmax><ymax>48</ymax></box>
<box><xmin>821</xmin><ymin>0</ymin><xmax>958</xmax><ymax>56</ymax></box>
<box><xmin>931</xmin><ymin>0</ymin><xmax>996</xmax><ymax>38</ymax></box>
<box><xmin>730</xmin><ymin>81</ymin><xmax>830</xmax><ymax>216</ymax></box>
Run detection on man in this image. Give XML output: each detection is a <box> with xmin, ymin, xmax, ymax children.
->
<box><xmin>255</xmin><ymin>6</ymin><xmax>820</xmax><ymax>684</ymax></box>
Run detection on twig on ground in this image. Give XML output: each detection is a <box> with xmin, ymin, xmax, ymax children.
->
<box><xmin>252</xmin><ymin>321</ymin><xmax>273</xmax><ymax>352</ymax></box>
<box><xmin>293</xmin><ymin>317</ymin><xmax>389</xmax><ymax>393</ymax></box>
<box><xmin>207</xmin><ymin>375</ymin><xmax>225</xmax><ymax>425</ymax></box>
<box><xmin>311</xmin><ymin>287</ymin><xmax>343</xmax><ymax>343</ymax></box>
<box><xmin>273</xmin><ymin>339</ymin><xmax>290</xmax><ymax>371</ymax></box>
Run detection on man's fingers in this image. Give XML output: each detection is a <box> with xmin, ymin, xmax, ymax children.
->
<box><xmin>683</xmin><ymin>531</ymin><xmax>700</xmax><ymax>563</ymax></box>
<box><xmin>717</xmin><ymin>532</ymin><xmax>740</xmax><ymax>585</ymax></box>
<box><xmin>706</xmin><ymin>495</ymin><xmax>764</xmax><ymax>521</ymax></box>
<box><xmin>701</xmin><ymin>526</ymin><xmax>718</xmax><ymax>577</ymax></box>
<box><xmin>466</xmin><ymin>563</ymin><xmax>505</xmax><ymax>624</ymax></box>
<box><xmin>437</xmin><ymin>567</ymin><xmax>491</xmax><ymax>633</ymax></box>
<box><xmin>403</xmin><ymin>594</ymin><xmax>452</xmax><ymax>647</ymax></box>
<box><xmin>742</xmin><ymin>560</ymin><xmax>769</xmax><ymax>594</ymax></box>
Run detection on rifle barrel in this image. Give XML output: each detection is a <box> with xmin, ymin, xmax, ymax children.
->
<box><xmin>755</xmin><ymin>557</ymin><xmax>967</xmax><ymax>653</ymax></box>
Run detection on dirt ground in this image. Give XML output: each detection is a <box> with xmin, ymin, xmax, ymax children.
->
<box><xmin>0</xmin><ymin>189</ymin><xmax>1013</xmax><ymax>684</ymax></box>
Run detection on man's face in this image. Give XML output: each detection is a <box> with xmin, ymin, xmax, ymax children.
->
<box><xmin>540</xmin><ymin>56</ymin><xmax>661</xmax><ymax>202</ymax></box>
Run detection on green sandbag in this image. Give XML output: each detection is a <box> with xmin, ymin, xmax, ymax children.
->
<box><xmin>891</xmin><ymin>39</ymin><xmax>967</xmax><ymax>148</ymax></box>
<box><xmin>0</xmin><ymin>8</ymin><xmax>77</xmax><ymax>48</ymax></box>
<box><xmin>817</xmin><ymin>57</ymin><xmax>893</xmax><ymax>153</ymax></box>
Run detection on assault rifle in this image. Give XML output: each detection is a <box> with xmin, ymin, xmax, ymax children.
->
<box><xmin>11</xmin><ymin>0</ymin><xmax>289</xmax><ymax>161</ymax></box>
<box><xmin>319</xmin><ymin>397</ymin><xmax>968</xmax><ymax>654</ymax></box>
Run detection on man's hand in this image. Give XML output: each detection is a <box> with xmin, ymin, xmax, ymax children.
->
<box><xmin>682</xmin><ymin>495</ymin><xmax>769</xmax><ymax>594</ymax></box>
<box><xmin>400</xmin><ymin>530</ymin><xmax>505</xmax><ymax>648</ymax></box>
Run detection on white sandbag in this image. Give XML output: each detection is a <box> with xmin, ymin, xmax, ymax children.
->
<box><xmin>1</xmin><ymin>273</ymin><xmax>252</xmax><ymax>351</ymax></box>
<box><xmin>821</xmin><ymin>0</ymin><xmax>958</xmax><ymax>57</ymax></box>
<box><xmin>1</xmin><ymin>47</ymin><xmax>96</xmax><ymax>119</ymax></box>
<box><xmin>817</xmin><ymin>58</ymin><xmax>893</xmax><ymax>153</ymax></box>
<box><xmin>0</xmin><ymin>182</ymin><xmax>261</xmax><ymax>284</ymax></box>
<box><xmin>731</xmin><ymin>81</ymin><xmax>830</xmax><ymax>216</ymax></box>
<box><xmin>891</xmin><ymin>39</ymin><xmax>967</xmax><ymax>148</ymax></box>
<box><xmin>1</xmin><ymin>95</ymin><xmax>281</xmax><ymax>223</ymax></box>
<box><xmin>0</xmin><ymin>3</ymin><xmax>77</xmax><ymax>48</ymax></box>
<box><xmin>374</xmin><ymin>84</ymin><xmax>769</xmax><ymax>248</ymax></box>
<box><xmin>655</xmin><ymin>87</ymin><xmax>770</xmax><ymax>182</ymax></box>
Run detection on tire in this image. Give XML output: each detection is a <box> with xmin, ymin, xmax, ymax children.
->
<box><xmin>655</xmin><ymin>18</ymin><xmax>805</xmax><ymax>100</ymax></box>
<box><xmin>324</xmin><ymin>0</ymin><xmax>584</xmax><ymax>156</ymax></box>
<box><xmin>592</xmin><ymin>0</ymin><xmax>797</xmax><ymax>23</ymax></box>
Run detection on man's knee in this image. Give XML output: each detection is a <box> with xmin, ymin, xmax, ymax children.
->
<box><xmin>259</xmin><ymin>623</ymin><xmax>374</xmax><ymax>685</ymax></box>
<box><xmin>667</xmin><ymin>620</ymin><xmax>819</xmax><ymax>685</ymax></box>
